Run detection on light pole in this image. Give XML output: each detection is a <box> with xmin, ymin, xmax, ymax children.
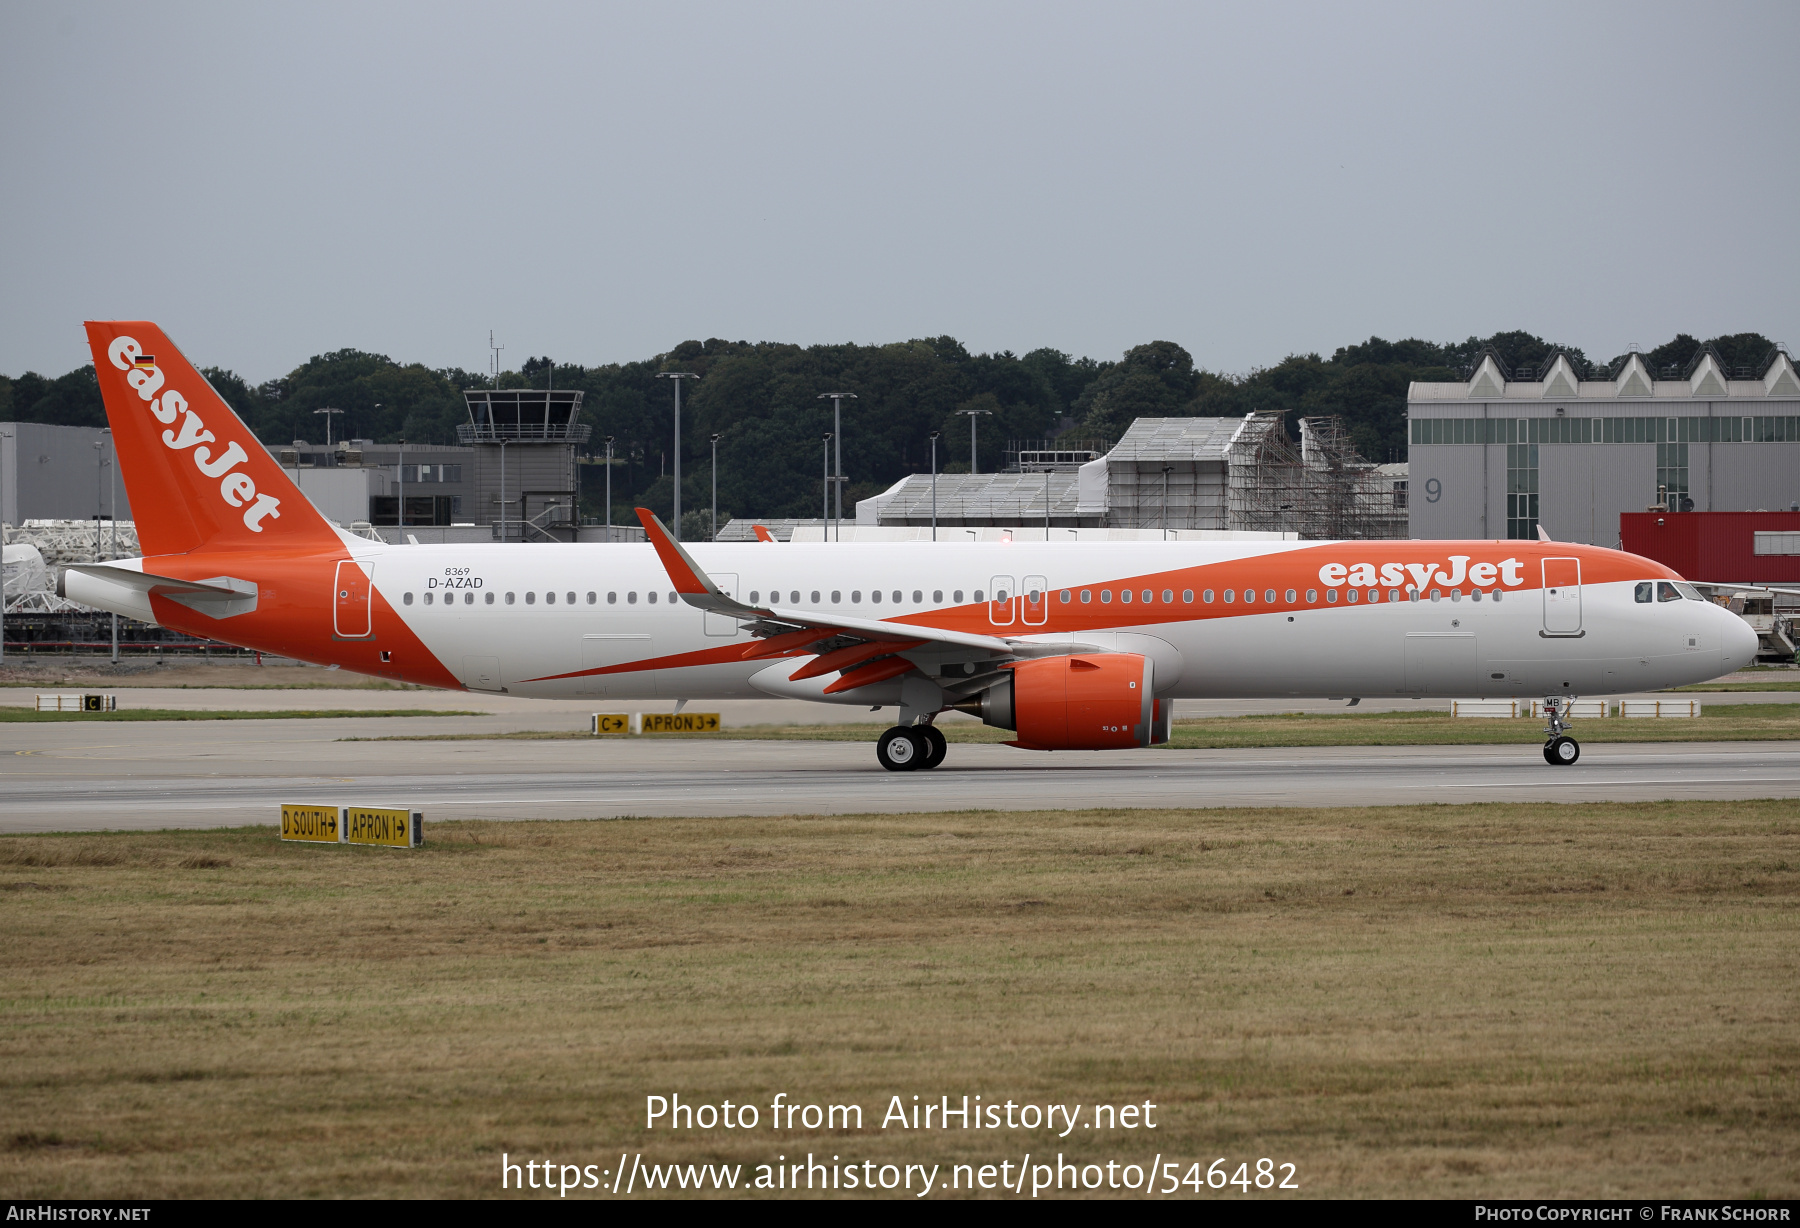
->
<box><xmin>314</xmin><ymin>406</ymin><xmax>344</xmax><ymax>447</ymax></box>
<box><xmin>928</xmin><ymin>430</ymin><xmax>940</xmax><ymax>542</ymax></box>
<box><xmin>100</xmin><ymin>430</ymin><xmax>117</xmax><ymax>661</ymax></box>
<box><xmin>1162</xmin><ymin>465</ymin><xmax>1174</xmax><ymax>540</ymax></box>
<box><xmin>397</xmin><ymin>435</ymin><xmax>406</xmax><ymax>532</ymax></box>
<box><xmin>1</xmin><ymin>428</ymin><xmax>12</xmax><ymax>665</ymax></box>
<box><xmin>817</xmin><ymin>392</ymin><xmax>857</xmax><ymax>541</ymax></box>
<box><xmin>1045</xmin><ymin>464</ymin><xmax>1052</xmax><ymax>541</ymax></box>
<box><xmin>822</xmin><ymin>433</ymin><xmax>833</xmax><ymax>527</ymax></box>
<box><xmin>709</xmin><ymin>433</ymin><xmax>722</xmax><ymax>541</ymax></box>
<box><xmin>603</xmin><ymin>435</ymin><xmax>614</xmax><ymax>539</ymax></box>
<box><xmin>959</xmin><ymin>406</ymin><xmax>992</xmax><ymax>475</ymax></box>
<box><xmin>94</xmin><ymin>439</ymin><xmax>106</xmax><ymax>562</ymax></box>
<box><xmin>658</xmin><ymin>372</ymin><xmax>698</xmax><ymax>540</ymax></box>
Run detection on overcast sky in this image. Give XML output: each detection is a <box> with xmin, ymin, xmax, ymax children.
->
<box><xmin>3</xmin><ymin>1</ymin><xmax>1796</xmax><ymax>383</ymax></box>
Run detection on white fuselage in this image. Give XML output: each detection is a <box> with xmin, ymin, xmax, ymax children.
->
<box><xmin>349</xmin><ymin>539</ymin><xmax>1756</xmax><ymax>703</ymax></box>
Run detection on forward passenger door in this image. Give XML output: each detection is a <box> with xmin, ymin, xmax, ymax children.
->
<box><xmin>1542</xmin><ymin>558</ymin><xmax>1582</xmax><ymax>635</ymax></box>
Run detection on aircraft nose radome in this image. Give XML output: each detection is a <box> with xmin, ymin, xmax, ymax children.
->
<box><xmin>1723</xmin><ymin>608</ymin><xmax>1759</xmax><ymax>669</ymax></box>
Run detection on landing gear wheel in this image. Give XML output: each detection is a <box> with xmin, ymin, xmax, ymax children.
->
<box><xmin>1546</xmin><ymin>735</ymin><xmax>1580</xmax><ymax>766</ymax></box>
<box><xmin>877</xmin><ymin>726</ymin><xmax>925</xmax><ymax>772</ymax></box>
<box><xmin>919</xmin><ymin>725</ymin><xmax>947</xmax><ymax>770</ymax></box>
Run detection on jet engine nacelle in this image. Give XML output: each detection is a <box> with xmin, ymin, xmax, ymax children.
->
<box><xmin>965</xmin><ymin>653</ymin><xmax>1170</xmax><ymax>750</ymax></box>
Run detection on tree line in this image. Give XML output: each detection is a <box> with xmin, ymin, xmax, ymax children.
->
<box><xmin>0</xmin><ymin>329</ymin><xmax>1776</xmax><ymax>526</ymax></box>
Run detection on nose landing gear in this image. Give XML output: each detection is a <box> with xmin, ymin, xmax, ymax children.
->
<box><xmin>1541</xmin><ymin>697</ymin><xmax>1581</xmax><ymax>766</ymax></box>
<box><xmin>876</xmin><ymin>722</ymin><xmax>948</xmax><ymax>772</ymax></box>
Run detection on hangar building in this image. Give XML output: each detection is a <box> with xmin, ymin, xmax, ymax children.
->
<box><xmin>1407</xmin><ymin>345</ymin><xmax>1800</xmax><ymax>545</ymax></box>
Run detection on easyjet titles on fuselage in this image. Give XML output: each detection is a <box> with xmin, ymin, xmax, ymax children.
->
<box><xmin>105</xmin><ymin>334</ymin><xmax>283</xmax><ymax>533</ymax></box>
<box><xmin>1317</xmin><ymin>555</ymin><xmax>1526</xmax><ymax>591</ymax></box>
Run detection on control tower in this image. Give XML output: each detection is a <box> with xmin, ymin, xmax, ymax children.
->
<box><xmin>457</xmin><ymin>389</ymin><xmax>591</xmax><ymax>541</ymax></box>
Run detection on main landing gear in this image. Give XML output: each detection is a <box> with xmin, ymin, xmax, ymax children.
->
<box><xmin>1541</xmin><ymin>696</ymin><xmax>1581</xmax><ymax>766</ymax></box>
<box><xmin>876</xmin><ymin>723</ymin><xmax>948</xmax><ymax>772</ymax></box>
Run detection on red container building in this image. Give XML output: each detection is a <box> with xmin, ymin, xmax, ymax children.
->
<box><xmin>1620</xmin><ymin>511</ymin><xmax>1800</xmax><ymax>583</ymax></box>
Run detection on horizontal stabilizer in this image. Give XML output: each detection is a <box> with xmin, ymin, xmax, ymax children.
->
<box><xmin>62</xmin><ymin>564</ymin><xmax>259</xmax><ymax>618</ymax></box>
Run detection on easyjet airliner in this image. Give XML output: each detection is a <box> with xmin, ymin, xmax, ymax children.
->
<box><xmin>64</xmin><ymin>322</ymin><xmax>1756</xmax><ymax>770</ymax></box>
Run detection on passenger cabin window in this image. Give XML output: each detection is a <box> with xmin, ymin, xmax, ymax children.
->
<box><xmin>567</xmin><ymin>592</ymin><xmax>576</xmax><ymax>604</ymax></box>
<box><xmin>1060</xmin><ymin>589</ymin><xmax>1072</xmax><ymax>603</ymax></box>
<box><xmin>1163</xmin><ymin>590</ymin><xmax>1174</xmax><ymax>603</ymax></box>
<box><xmin>1182</xmin><ymin>589</ymin><xmax>1194</xmax><ymax>603</ymax></box>
<box><xmin>485</xmin><ymin>592</ymin><xmax>495</xmax><ymax>604</ymax></box>
<box><xmin>893</xmin><ymin>591</ymin><xmax>903</xmax><ymax>603</ymax></box>
<box><xmin>1285</xmin><ymin>589</ymin><xmax>1296</xmax><ymax>603</ymax></box>
<box><xmin>749</xmin><ymin>591</ymin><xmax>759</xmax><ymax>604</ymax></box>
<box><xmin>933</xmin><ymin>590</ymin><xmax>943</xmax><ymax>603</ymax></box>
<box><xmin>974</xmin><ymin>590</ymin><xmax>984</xmax><ymax>602</ymax></box>
<box><xmin>911</xmin><ymin>590</ymin><xmax>921</xmax><ymax>603</ymax></box>
<box><xmin>953</xmin><ymin>590</ymin><xmax>963</xmax><ymax>602</ymax></box>
<box><xmin>1223</xmin><ymin>589</ymin><xmax>1234</xmax><ymax>603</ymax></box>
<box><xmin>587</xmin><ymin>592</ymin><xmax>596</xmax><ymax>604</ymax></box>
<box><xmin>1080</xmin><ymin>590</ymin><xmax>1091</xmax><ymax>603</ymax></box>
<box><xmin>1202</xmin><ymin>589</ymin><xmax>1213</xmax><ymax>603</ymax></box>
<box><xmin>545</xmin><ymin>592</ymin><xmax>555</xmax><ymax>604</ymax></box>
<box><xmin>831</xmin><ymin>591</ymin><xmax>841</xmax><ymax>603</ymax></box>
<box><xmin>608</xmin><ymin>592</ymin><xmax>617</xmax><ymax>604</ymax></box>
<box><xmin>627</xmin><ymin>592</ymin><xmax>637</xmax><ymax>604</ymax></box>
<box><xmin>811</xmin><ymin>591</ymin><xmax>821</xmax><ymax>603</ymax></box>
<box><xmin>403</xmin><ymin>592</ymin><xmax>413</xmax><ymax>605</ymax></box>
<box><xmin>1326</xmin><ymin>590</ymin><xmax>1337</xmax><ymax>603</ymax></box>
<box><xmin>1101</xmin><ymin>590</ymin><xmax>1113</xmax><ymax>603</ymax></box>
<box><xmin>648</xmin><ymin>592</ymin><xmax>658</xmax><ymax>604</ymax></box>
<box><xmin>423</xmin><ymin>592</ymin><xmax>433</xmax><ymax>605</ymax></box>
<box><xmin>1120</xmin><ymin>590</ymin><xmax>1132</xmax><ymax>603</ymax></box>
<box><xmin>1305</xmin><ymin>589</ymin><xmax>1317</xmax><ymax>602</ymax></box>
<box><xmin>1263</xmin><ymin>589</ymin><xmax>1275</xmax><ymax>604</ymax></box>
<box><xmin>506</xmin><ymin>592</ymin><xmax>516</xmax><ymax>605</ymax></box>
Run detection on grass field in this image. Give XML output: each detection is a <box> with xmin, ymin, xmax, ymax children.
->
<box><xmin>345</xmin><ymin>703</ymin><xmax>1800</xmax><ymax>749</ymax></box>
<box><xmin>1</xmin><ymin>802</ymin><xmax>1795</xmax><ymax>1199</ymax></box>
<box><xmin>0</xmin><ymin>707</ymin><xmax>481</xmax><ymax>723</ymax></box>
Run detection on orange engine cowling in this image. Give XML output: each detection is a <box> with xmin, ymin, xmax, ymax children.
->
<box><xmin>981</xmin><ymin>653</ymin><xmax>1168</xmax><ymax>750</ymax></box>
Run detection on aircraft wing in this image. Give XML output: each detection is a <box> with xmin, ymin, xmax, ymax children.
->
<box><xmin>1702</xmin><ymin>581</ymin><xmax>1800</xmax><ymax>597</ymax></box>
<box><xmin>634</xmin><ymin>507</ymin><xmax>1067</xmax><ymax>659</ymax></box>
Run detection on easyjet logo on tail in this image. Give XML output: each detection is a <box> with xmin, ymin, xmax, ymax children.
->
<box><xmin>1318</xmin><ymin>556</ymin><xmax>1526</xmax><ymax>590</ymax></box>
<box><xmin>106</xmin><ymin>335</ymin><xmax>282</xmax><ymax>533</ymax></box>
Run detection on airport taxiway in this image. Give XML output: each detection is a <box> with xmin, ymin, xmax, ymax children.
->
<box><xmin>3</xmin><ymin>711</ymin><xmax>1797</xmax><ymax>832</ymax></box>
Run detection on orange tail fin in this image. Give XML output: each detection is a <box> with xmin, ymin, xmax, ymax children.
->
<box><xmin>83</xmin><ymin>321</ymin><xmax>341</xmax><ymax>557</ymax></box>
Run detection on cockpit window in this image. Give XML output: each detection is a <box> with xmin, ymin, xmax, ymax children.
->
<box><xmin>1657</xmin><ymin>581</ymin><xmax>1683</xmax><ymax>603</ymax></box>
<box><xmin>1675</xmin><ymin>581</ymin><xmax>1705</xmax><ymax>601</ymax></box>
<box><xmin>1635</xmin><ymin>582</ymin><xmax>1653</xmax><ymax>603</ymax></box>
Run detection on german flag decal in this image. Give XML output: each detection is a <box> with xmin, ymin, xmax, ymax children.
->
<box><xmin>132</xmin><ymin>354</ymin><xmax>156</xmax><ymax>368</ymax></box>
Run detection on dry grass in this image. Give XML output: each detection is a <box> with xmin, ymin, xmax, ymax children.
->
<box><xmin>0</xmin><ymin>802</ymin><xmax>1796</xmax><ymax>1199</ymax></box>
<box><xmin>345</xmin><ymin>704</ymin><xmax>1800</xmax><ymax>747</ymax></box>
<box><xmin>0</xmin><ymin>708</ymin><xmax>480</xmax><ymax>723</ymax></box>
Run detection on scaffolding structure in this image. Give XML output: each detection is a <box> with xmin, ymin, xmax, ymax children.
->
<box><xmin>1227</xmin><ymin>414</ymin><xmax>1407</xmax><ymax>540</ymax></box>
